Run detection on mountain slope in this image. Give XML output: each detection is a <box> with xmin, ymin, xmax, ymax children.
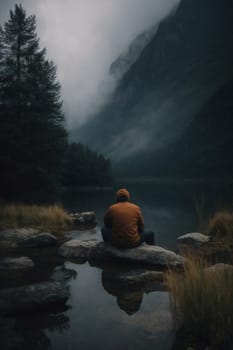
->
<box><xmin>72</xmin><ymin>0</ymin><xmax>233</xmax><ymax>177</ymax></box>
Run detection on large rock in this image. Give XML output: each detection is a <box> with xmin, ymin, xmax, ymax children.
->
<box><xmin>0</xmin><ymin>228</ymin><xmax>57</xmax><ymax>249</ymax></box>
<box><xmin>89</xmin><ymin>242</ymin><xmax>184</xmax><ymax>268</ymax></box>
<box><xmin>59</xmin><ymin>239</ymin><xmax>97</xmax><ymax>259</ymax></box>
<box><xmin>177</xmin><ymin>232</ymin><xmax>210</xmax><ymax>247</ymax></box>
<box><xmin>0</xmin><ymin>281</ymin><xmax>69</xmax><ymax>315</ymax></box>
<box><xmin>59</xmin><ymin>239</ymin><xmax>184</xmax><ymax>268</ymax></box>
<box><xmin>17</xmin><ymin>232</ymin><xmax>58</xmax><ymax>248</ymax></box>
<box><xmin>0</xmin><ymin>228</ymin><xmax>39</xmax><ymax>241</ymax></box>
<box><xmin>0</xmin><ymin>257</ymin><xmax>34</xmax><ymax>270</ymax></box>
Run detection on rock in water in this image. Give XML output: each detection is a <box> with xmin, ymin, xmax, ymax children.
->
<box><xmin>0</xmin><ymin>228</ymin><xmax>40</xmax><ymax>241</ymax></box>
<box><xmin>17</xmin><ymin>232</ymin><xmax>58</xmax><ymax>248</ymax></box>
<box><xmin>0</xmin><ymin>282</ymin><xmax>69</xmax><ymax>315</ymax></box>
<box><xmin>59</xmin><ymin>239</ymin><xmax>97</xmax><ymax>259</ymax></box>
<box><xmin>70</xmin><ymin>212</ymin><xmax>96</xmax><ymax>226</ymax></box>
<box><xmin>89</xmin><ymin>242</ymin><xmax>184</xmax><ymax>268</ymax></box>
<box><xmin>81</xmin><ymin>212</ymin><xmax>96</xmax><ymax>224</ymax></box>
<box><xmin>59</xmin><ymin>240</ymin><xmax>184</xmax><ymax>268</ymax></box>
<box><xmin>177</xmin><ymin>232</ymin><xmax>210</xmax><ymax>247</ymax></box>
<box><xmin>0</xmin><ymin>257</ymin><xmax>34</xmax><ymax>270</ymax></box>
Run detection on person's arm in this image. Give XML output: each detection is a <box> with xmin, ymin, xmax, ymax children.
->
<box><xmin>137</xmin><ymin>208</ymin><xmax>144</xmax><ymax>232</ymax></box>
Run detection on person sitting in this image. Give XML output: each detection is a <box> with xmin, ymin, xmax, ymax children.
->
<box><xmin>101</xmin><ymin>188</ymin><xmax>155</xmax><ymax>249</ymax></box>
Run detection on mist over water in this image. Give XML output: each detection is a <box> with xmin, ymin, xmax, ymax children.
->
<box><xmin>0</xmin><ymin>0</ymin><xmax>180</xmax><ymax>127</ymax></box>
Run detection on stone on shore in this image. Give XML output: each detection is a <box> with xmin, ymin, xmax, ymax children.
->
<box><xmin>59</xmin><ymin>240</ymin><xmax>184</xmax><ymax>268</ymax></box>
<box><xmin>59</xmin><ymin>239</ymin><xmax>97</xmax><ymax>259</ymax></box>
<box><xmin>177</xmin><ymin>232</ymin><xmax>210</xmax><ymax>247</ymax></box>
<box><xmin>0</xmin><ymin>282</ymin><xmax>69</xmax><ymax>315</ymax></box>
<box><xmin>0</xmin><ymin>257</ymin><xmax>34</xmax><ymax>270</ymax></box>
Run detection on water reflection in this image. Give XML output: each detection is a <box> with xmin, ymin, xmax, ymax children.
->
<box><xmin>0</xmin><ymin>264</ymin><xmax>77</xmax><ymax>350</ymax></box>
<box><xmin>1</xmin><ymin>306</ymin><xmax>70</xmax><ymax>350</ymax></box>
<box><xmin>101</xmin><ymin>266</ymin><xmax>166</xmax><ymax>315</ymax></box>
<box><xmin>102</xmin><ymin>270</ymin><xmax>143</xmax><ymax>315</ymax></box>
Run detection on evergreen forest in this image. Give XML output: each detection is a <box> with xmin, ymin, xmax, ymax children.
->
<box><xmin>0</xmin><ymin>5</ymin><xmax>112</xmax><ymax>202</ymax></box>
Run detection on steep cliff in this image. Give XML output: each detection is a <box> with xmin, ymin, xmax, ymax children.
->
<box><xmin>73</xmin><ymin>0</ymin><xmax>233</xmax><ymax>177</ymax></box>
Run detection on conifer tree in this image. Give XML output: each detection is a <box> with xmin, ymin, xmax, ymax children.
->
<box><xmin>0</xmin><ymin>4</ymin><xmax>67</xmax><ymax>200</ymax></box>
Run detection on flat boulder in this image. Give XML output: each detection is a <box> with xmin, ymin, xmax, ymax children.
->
<box><xmin>17</xmin><ymin>232</ymin><xmax>57</xmax><ymax>248</ymax></box>
<box><xmin>59</xmin><ymin>239</ymin><xmax>97</xmax><ymax>259</ymax></box>
<box><xmin>59</xmin><ymin>240</ymin><xmax>184</xmax><ymax>268</ymax></box>
<box><xmin>0</xmin><ymin>281</ymin><xmax>69</xmax><ymax>315</ymax></box>
<box><xmin>89</xmin><ymin>242</ymin><xmax>184</xmax><ymax>268</ymax></box>
<box><xmin>0</xmin><ymin>257</ymin><xmax>34</xmax><ymax>270</ymax></box>
<box><xmin>177</xmin><ymin>232</ymin><xmax>210</xmax><ymax>247</ymax></box>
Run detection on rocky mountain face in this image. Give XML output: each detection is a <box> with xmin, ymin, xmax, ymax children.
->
<box><xmin>73</xmin><ymin>0</ymin><xmax>233</xmax><ymax>178</ymax></box>
<box><xmin>109</xmin><ymin>24</ymin><xmax>158</xmax><ymax>80</ymax></box>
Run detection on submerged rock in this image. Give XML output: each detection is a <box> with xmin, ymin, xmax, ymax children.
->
<box><xmin>59</xmin><ymin>239</ymin><xmax>97</xmax><ymax>259</ymax></box>
<box><xmin>0</xmin><ymin>281</ymin><xmax>69</xmax><ymax>315</ymax></box>
<box><xmin>0</xmin><ymin>257</ymin><xmax>34</xmax><ymax>270</ymax></box>
<box><xmin>59</xmin><ymin>239</ymin><xmax>184</xmax><ymax>268</ymax></box>
<box><xmin>177</xmin><ymin>232</ymin><xmax>210</xmax><ymax>247</ymax></box>
<box><xmin>17</xmin><ymin>232</ymin><xmax>57</xmax><ymax>248</ymax></box>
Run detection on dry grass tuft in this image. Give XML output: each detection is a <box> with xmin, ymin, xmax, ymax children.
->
<box><xmin>207</xmin><ymin>210</ymin><xmax>233</xmax><ymax>240</ymax></box>
<box><xmin>166</xmin><ymin>253</ymin><xmax>233</xmax><ymax>348</ymax></box>
<box><xmin>0</xmin><ymin>203</ymin><xmax>72</xmax><ymax>235</ymax></box>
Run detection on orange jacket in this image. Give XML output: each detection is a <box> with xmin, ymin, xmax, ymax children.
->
<box><xmin>104</xmin><ymin>201</ymin><xmax>144</xmax><ymax>248</ymax></box>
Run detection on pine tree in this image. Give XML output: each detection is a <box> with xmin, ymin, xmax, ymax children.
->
<box><xmin>0</xmin><ymin>4</ymin><xmax>67</xmax><ymax>201</ymax></box>
<box><xmin>62</xmin><ymin>143</ymin><xmax>113</xmax><ymax>187</ymax></box>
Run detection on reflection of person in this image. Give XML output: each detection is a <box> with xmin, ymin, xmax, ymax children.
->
<box><xmin>101</xmin><ymin>270</ymin><xmax>143</xmax><ymax>315</ymax></box>
<box><xmin>102</xmin><ymin>188</ymin><xmax>155</xmax><ymax>249</ymax></box>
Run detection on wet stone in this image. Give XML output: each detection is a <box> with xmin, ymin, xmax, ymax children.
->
<box><xmin>0</xmin><ymin>257</ymin><xmax>34</xmax><ymax>270</ymax></box>
<box><xmin>0</xmin><ymin>281</ymin><xmax>69</xmax><ymax>315</ymax></box>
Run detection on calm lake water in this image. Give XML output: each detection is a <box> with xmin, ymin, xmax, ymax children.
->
<box><xmin>2</xmin><ymin>182</ymin><xmax>233</xmax><ymax>350</ymax></box>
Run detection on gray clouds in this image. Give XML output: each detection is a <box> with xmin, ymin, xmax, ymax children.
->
<box><xmin>0</xmin><ymin>0</ymin><xmax>180</xmax><ymax>128</ymax></box>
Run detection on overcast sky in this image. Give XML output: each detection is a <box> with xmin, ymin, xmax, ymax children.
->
<box><xmin>0</xmin><ymin>0</ymin><xmax>180</xmax><ymax>128</ymax></box>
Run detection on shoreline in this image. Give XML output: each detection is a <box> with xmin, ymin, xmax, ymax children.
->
<box><xmin>115</xmin><ymin>177</ymin><xmax>233</xmax><ymax>185</ymax></box>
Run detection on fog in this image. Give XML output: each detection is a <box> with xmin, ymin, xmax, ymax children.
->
<box><xmin>0</xmin><ymin>0</ymin><xmax>180</xmax><ymax>128</ymax></box>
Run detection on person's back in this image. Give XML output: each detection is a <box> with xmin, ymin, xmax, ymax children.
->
<box><xmin>102</xmin><ymin>188</ymin><xmax>155</xmax><ymax>249</ymax></box>
<box><xmin>104</xmin><ymin>200</ymin><xmax>143</xmax><ymax>248</ymax></box>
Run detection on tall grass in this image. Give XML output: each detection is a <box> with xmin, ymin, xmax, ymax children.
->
<box><xmin>0</xmin><ymin>203</ymin><xmax>72</xmax><ymax>234</ymax></box>
<box><xmin>167</xmin><ymin>254</ymin><xmax>233</xmax><ymax>348</ymax></box>
<box><xmin>207</xmin><ymin>210</ymin><xmax>233</xmax><ymax>241</ymax></box>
